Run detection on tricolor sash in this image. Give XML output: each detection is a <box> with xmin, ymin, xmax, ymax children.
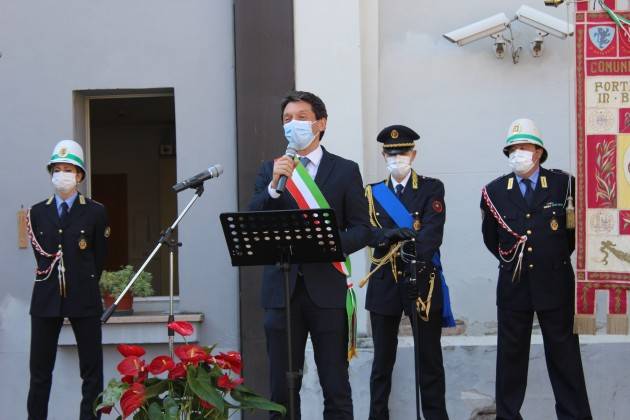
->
<box><xmin>371</xmin><ymin>181</ymin><xmax>456</xmax><ymax>328</ymax></box>
<box><xmin>285</xmin><ymin>159</ymin><xmax>357</xmax><ymax>359</ymax></box>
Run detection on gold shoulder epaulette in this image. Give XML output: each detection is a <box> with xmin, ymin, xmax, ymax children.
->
<box><xmin>365</xmin><ymin>184</ymin><xmax>381</xmax><ymax>228</ymax></box>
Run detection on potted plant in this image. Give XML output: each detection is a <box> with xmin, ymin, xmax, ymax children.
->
<box><xmin>100</xmin><ymin>265</ymin><xmax>155</xmax><ymax>315</ymax></box>
<box><xmin>95</xmin><ymin>321</ymin><xmax>286</xmax><ymax>419</ymax></box>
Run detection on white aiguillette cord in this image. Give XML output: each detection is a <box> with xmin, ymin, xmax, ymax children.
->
<box><xmin>482</xmin><ymin>187</ymin><xmax>528</xmax><ymax>282</ymax></box>
<box><xmin>25</xmin><ymin>209</ymin><xmax>67</xmax><ymax>296</ymax></box>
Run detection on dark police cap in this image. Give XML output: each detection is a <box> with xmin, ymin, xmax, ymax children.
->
<box><xmin>377</xmin><ymin>125</ymin><xmax>419</xmax><ymax>153</ymax></box>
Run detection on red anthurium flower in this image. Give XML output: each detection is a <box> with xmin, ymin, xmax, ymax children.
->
<box><xmin>167</xmin><ymin>321</ymin><xmax>194</xmax><ymax>337</ymax></box>
<box><xmin>215</xmin><ymin>351</ymin><xmax>242</xmax><ymax>375</ymax></box>
<box><xmin>168</xmin><ymin>362</ymin><xmax>187</xmax><ymax>380</ymax></box>
<box><xmin>148</xmin><ymin>355</ymin><xmax>175</xmax><ymax>375</ymax></box>
<box><xmin>121</xmin><ymin>375</ymin><xmax>134</xmax><ymax>385</ymax></box>
<box><xmin>117</xmin><ymin>344</ymin><xmax>146</xmax><ymax>357</ymax></box>
<box><xmin>217</xmin><ymin>374</ymin><xmax>244</xmax><ymax>390</ymax></box>
<box><xmin>98</xmin><ymin>405</ymin><xmax>113</xmax><ymax>414</ymax></box>
<box><xmin>137</xmin><ymin>369</ymin><xmax>148</xmax><ymax>384</ymax></box>
<box><xmin>199</xmin><ymin>399</ymin><xmax>215</xmax><ymax>410</ymax></box>
<box><xmin>120</xmin><ymin>382</ymin><xmax>145</xmax><ymax>418</ymax></box>
<box><xmin>174</xmin><ymin>344</ymin><xmax>207</xmax><ymax>365</ymax></box>
<box><xmin>117</xmin><ymin>356</ymin><xmax>145</xmax><ymax>377</ymax></box>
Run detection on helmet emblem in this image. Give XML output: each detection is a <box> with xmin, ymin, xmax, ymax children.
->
<box><xmin>390</xmin><ymin>129</ymin><xmax>399</xmax><ymax>139</ymax></box>
<box><xmin>512</xmin><ymin>124</ymin><xmax>521</xmax><ymax>134</ymax></box>
<box><xmin>58</xmin><ymin>147</ymin><xmax>68</xmax><ymax>157</ymax></box>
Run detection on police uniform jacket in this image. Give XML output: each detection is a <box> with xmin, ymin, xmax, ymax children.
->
<box><xmin>366</xmin><ymin>172</ymin><xmax>445</xmax><ymax>317</ymax></box>
<box><xmin>28</xmin><ymin>194</ymin><xmax>108</xmax><ymax>317</ymax></box>
<box><xmin>481</xmin><ymin>167</ymin><xmax>575</xmax><ymax>312</ymax></box>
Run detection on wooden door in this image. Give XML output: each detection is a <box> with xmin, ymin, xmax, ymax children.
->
<box><xmin>92</xmin><ymin>174</ymin><xmax>129</xmax><ymax>271</ymax></box>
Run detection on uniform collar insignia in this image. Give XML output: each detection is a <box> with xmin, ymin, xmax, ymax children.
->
<box><xmin>45</xmin><ymin>196</ymin><xmax>54</xmax><ymax>205</ymax></box>
<box><xmin>507</xmin><ymin>177</ymin><xmax>514</xmax><ymax>190</ymax></box>
<box><xmin>79</xmin><ymin>195</ymin><xmax>86</xmax><ymax>205</ymax></box>
<box><xmin>540</xmin><ymin>175</ymin><xmax>548</xmax><ymax>188</ymax></box>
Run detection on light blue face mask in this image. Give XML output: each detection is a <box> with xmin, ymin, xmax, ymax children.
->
<box><xmin>283</xmin><ymin>119</ymin><xmax>316</xmax><ymax>150</ymax></box>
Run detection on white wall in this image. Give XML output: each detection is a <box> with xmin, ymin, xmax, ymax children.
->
<box><xmin>0</xmin><ymin>1</ymin><xmax>236</xmax><ymax>418</ymax></box>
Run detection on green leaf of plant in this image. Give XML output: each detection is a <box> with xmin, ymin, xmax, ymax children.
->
<box><xmin>144</xmin><ymin>380</ymin><xmax>169</xmax><ymax>399</ymax></box>
<box><xmin>187</xmin><ymin>366</ymin><xmax>225</xmax><ymax>412</ymax></box>
<box><xmin>147</xmin><ymin>402</ymin><xmax>164</xmax><ymax>420</ymax></box>
<box><xmin>94</xmin><ymin>378</ymin><xmax>128</xmax><ymax>415</ymax></box>
<box><xmin>163</xmin><ymin>397</ymin><xmax>180</xmax><ymax>420</ymax></box>
<box><xmin>231</xmin><ymin>389</ymin><xmax>286</xmax><ymax>415</ymax></box>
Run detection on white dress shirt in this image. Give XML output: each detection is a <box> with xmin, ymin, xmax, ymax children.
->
<box><xmin>268</xmin><ymin>145</ymin><xmax>324</xmax><ymax>199</ymax></box>
<box><xmin>390</xmin><ymin>170</ymin><xmax>412</xmax><ymax>192</ymax></box>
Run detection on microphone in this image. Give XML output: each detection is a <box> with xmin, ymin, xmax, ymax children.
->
<box><xmin>275</xmin><ymin>146</ymin><xmax>297</xmax><ymax>194</ymax></box>
<box><xmin>172</xmin><ymin>164</ymin><xmax>223</xmax><ymax>193</ymax></box>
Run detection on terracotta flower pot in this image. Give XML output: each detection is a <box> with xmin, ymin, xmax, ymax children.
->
<box><xmin>103</xmin><ymin>292</ymin><xmax>134</xmax><ymax>315</ymax></box>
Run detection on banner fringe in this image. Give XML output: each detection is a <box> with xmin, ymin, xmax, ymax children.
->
<box><xmin>574</xmin><ymin>314</ymin><xmax>596</xmax><ymax>335</ymax></box>
<box><xmin>607</xmin><ymin>314</ymin><xmax>629</xmax><ymax>334</ymax></box>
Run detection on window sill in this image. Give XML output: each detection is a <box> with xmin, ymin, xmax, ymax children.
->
<box><xmin>59</xmin><ymin>312</ymin><xmax>204</xmax><ymax>346</ymax></box>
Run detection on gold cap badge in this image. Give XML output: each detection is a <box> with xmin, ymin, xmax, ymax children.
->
<box><xmin>390</xmin><ymin>129</ymin><xmax>399</xmax><ymax>139</ymax></box>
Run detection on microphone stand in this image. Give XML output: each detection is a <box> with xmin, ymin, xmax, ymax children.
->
<box><xmin>101</xmin><ymin>184</ymin><xmax>205</xmax><ymax>358</ymax></box>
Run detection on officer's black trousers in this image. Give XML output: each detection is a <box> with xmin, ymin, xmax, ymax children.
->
<box><xmin>28</xmin><ymin>315</ymin><xmax>103</xmax><ymax>420</ymax></box>
<box><xmin>368</xmin><ymin>312</ymin><xmax>448</xmax><ymax>420</ymax></box>
<box><xmin>496</xmin><ymin>306</ymin><xmax>592</xmax><ymax>420</ymax></box>
<box><xmin>264</xmin><ymin>278</ymin><xmax>353</xmax><ymax>420</ymax></box>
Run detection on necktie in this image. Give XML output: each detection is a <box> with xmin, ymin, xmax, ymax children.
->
<box><xmin>60</xmin><ymin>202</ymin><xmax>69</xmax><ymax>221</ymax></box>
<box><xmin>522</xmin><ymin>178</ymin><xmax>534</xmax><ymax>206</ymax></box>
<box><xmin>395</xmin><ymin>184</ymin><xmax>404</xmax><ymax>198</ymax></box>
<box><xmin>299</xmin><ymin>156</ymin><xmax>310</xmax><ymax>168</ymax></box>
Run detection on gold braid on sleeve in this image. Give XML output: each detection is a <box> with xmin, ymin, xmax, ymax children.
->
<box><xmin>360</xmin><ymin>185</ymin><xmax>400</xmax><ymax>287</ymax></box>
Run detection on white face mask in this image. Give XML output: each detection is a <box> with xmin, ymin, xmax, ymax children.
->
<box><xmin>283</xmin><ymin>119</ymin><xmax>316</xmax><ymax>151</ymax></box>
<box><xmin>52</xmin><ymin>171</ymin><xmax>77</xmax><ymax>193</ymax></box>
<box><xmin>386</xmin><ymin>155</ymin><xmax>412</xmax><ymax>179</ymax></box>
<box><xmin>508</xmin><ymin>149</ymin><xmax>535</xmax><ymax>175</ymax></box>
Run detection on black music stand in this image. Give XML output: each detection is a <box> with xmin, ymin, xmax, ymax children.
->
<box><xmin>220</xmin><ymin>209</ymin><xmax>345</xmax><ymax>420</ymax></box>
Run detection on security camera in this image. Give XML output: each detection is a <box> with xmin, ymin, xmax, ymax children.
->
<box><xmin>443</xmin><ymin>13</ymin><xmax>510</xmax><ymax>46</ymax></box>
<box><xmin>493</xmin><ymin>34</ymin><xmax>508</xmax><ymax>59</ymax></box>
<box><xmin>531</xmin><ymin>32</ymin><xmax>546</xmax><ymax>57</ymax></box>
<box><xmin>515</xmin><ymin>5</ymin><xmax>574</xmax><ymax>38</ymax></box>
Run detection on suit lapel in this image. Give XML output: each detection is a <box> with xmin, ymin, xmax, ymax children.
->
<box><xmin>531</xmin><ymin>168</ymin><xmax>551</xmax><ymax>209</ymax></box>
<box><xmin>63</xmin><ymin>194</ymin><xmax>87</xmax><ymax>228</ymax></box>
<box><xmin>46</xmin><ymin>198</ymin><xmax>61</xmax><ymax>228</ymax></box>
<box><xmin>399</xmin><ymin>177</ymin><xmax>414</xmax><ymax>209</ymax></box>
<box><xmin>507</xmin><ymin>175</ymin><xmax>530</xmax><ymax>212</ymax></box>
<box><xmin>314</xmin><ymin>147</ymin><xmax>335</xmax><ymax>188</ymax></box>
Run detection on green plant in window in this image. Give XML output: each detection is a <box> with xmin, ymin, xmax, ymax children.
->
<box><xmin>99</xmin><ymin>265</ymin><xmax>154</xmax><ymax>298</ymax></box>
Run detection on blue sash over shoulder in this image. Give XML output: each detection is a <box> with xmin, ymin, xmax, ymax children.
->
<box><xmin>371</xmin><ymin>182</ymin><xmax>456</xmax><ymax>328</ymax></box>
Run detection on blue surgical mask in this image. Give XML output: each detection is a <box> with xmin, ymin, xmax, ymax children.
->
<box><xmin>283</xmin><ymin>119</ymin><xmax>316</xmax><ymax>150</ymax></box>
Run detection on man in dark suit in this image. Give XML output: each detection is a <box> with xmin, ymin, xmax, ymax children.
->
<box><xmin>27</xmin><ymin>140</ymin><xmax>109</xmax><ymax>420</ymax></box>
<box><xmin>364</xmin><ymin>125</ymin><xmax>450</xmax><ymax>420</ymax></box>
<box><xmin>248</xmin><ymin>91</ymin><xmax>373</xmax><ymax>419</ymax></box>
<box><xmin>480</xmin><ymin>118</ymin><xmax>591</xmax><ymax>420</ymax></box>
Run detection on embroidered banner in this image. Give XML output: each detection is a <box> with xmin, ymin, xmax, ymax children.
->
<box><xmin>576</xmin><ymin>2</ymin><xmax>630</xmax><ymax>334</ymax></box>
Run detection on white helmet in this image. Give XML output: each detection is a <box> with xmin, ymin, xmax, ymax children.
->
<box><xmin>47</xmin><ymin>140</ymin><xmax>86</xmax><ymax>174</ymax></box>
<box><xmin>503</xmin><ymin>118</ymin><xmax>548</xmax><ymax>163</ymax></box>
